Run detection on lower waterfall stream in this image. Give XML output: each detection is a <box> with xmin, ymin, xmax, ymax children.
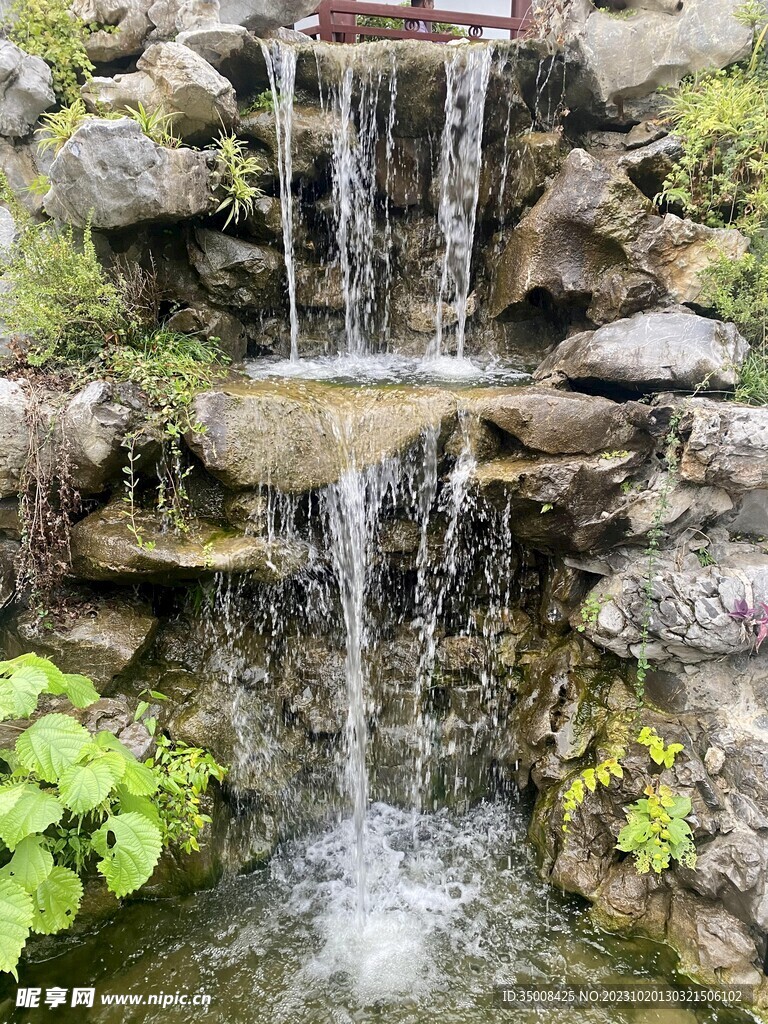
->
<box><xmin>1</xmin><ymin>365</ymin><xmax>757</xmax><ymax>1024</ymax></box>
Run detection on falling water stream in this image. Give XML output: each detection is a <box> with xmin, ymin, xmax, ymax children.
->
<box><xmin>262</xmin><ymin>40</ymin><xmax>300</xmax><ymax>360</ymax></box>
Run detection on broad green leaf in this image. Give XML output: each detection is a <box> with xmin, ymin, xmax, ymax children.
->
<box><xmin>607</xmin><ymin>761</ymin><xmax>623</xmax><ymax>779</ymax></box>
<box><xmin>595</xmin><ymin>765</ymin><xmax>611</xmax><ymax>786</ymax></box>
<box><xmin>582</xmin><ymin>769</ymin><xmax>597</xmax><ymax>792</ymax></box>
<box><xmin>667</xmin><ymin>795</ymin><xmax>692</xmax><ymax>819</ymax></box>
<box><xmin>0</xmin><ymin>784</ymin><xmax>63</xmax><ymax>850</ymax></box>
<box><xmin>115</xmin><ymin>787</ymin><xmax>161</xmax><ymax>826</ymax></box>
<box><xmin>663</xmin><ymin>743</ymin><xmax>684</xmax><ymax>768</ymax></box>
<box><xmin>56</xmin><ymin>674</ymin><xmax>100</xmax><ymax>710</ymax></box>
<box><xmin>120</xmin><ymin>759</ymin><xmax>159</xmax><ymax>797</ymax></box>
<box><xmin>0</xmin><ymin>666</ymin><xmax>50</xmax><ymax>721</ymax></box>
<box><xmin>0</xmin><ymin>835</ymin><xmax>53</xmax><ymax>891</ymax></box>
<box><xmin>0</xmin><ymin>876</ymin><xmax>33</xmax><ymax>977</ymax></box>
<box><xmin>30</xmin><ymin>865</ymin><xmax>83</xmax><ymax>935</ymax></box>
<box><xmin>616</xmin><ymin>820</ymin><xmax>653</xmax><ymax>851</ymax></box>
<box><xmin>58</xmin><ymin>756</ymin><xmax>124</xmax><ymax>814</ymax></box>
<box><xmin>15</xmin><ymin>714</ymin><xmax>92</xmax><ymax>784</ymax></box>
<box><xmin>94</xmin><ymin>731</ymin><xmax>139</xmax><ymax>760</ymax></box>
<box><xmin>666</xmin><ymin>817</ymin><xmax>693</xmax><ymax>844</ymax></box>
<box><xmin>92</xmin><ymin>812</ymin><xmax>162</xmax><ymax>898</ymax></box>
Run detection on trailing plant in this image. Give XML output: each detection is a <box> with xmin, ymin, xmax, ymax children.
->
<box><xmin>0</xmin><ymin>653</ymin><xmax>226</xmax><ymax>977</ymax></box>
<box><xmin>210</xmin><ymin>132</ymin><xmax>264</xmax><ymax>229</ymax></box>
<box><xmin>562</xmin><ymin>727</ymin><xmax>697</xmax><ymax>876</ymax></box>
<box><xmin>7</xmin><ymin>0</ymin><xmax>94</xmax><ymax>105</ymax></box>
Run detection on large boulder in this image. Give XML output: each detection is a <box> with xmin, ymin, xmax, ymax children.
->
<box><xmin>680</xmin><ymin>401</ymin><xmax>768</xmax><ymax>493</ymax></box>
<box><xmin>81</xmin><ymin>42</ymin><xmax>237</xmax><ymax>142</ymax></box>
<box><xmin>0</xmin><ymin>40</ymin><xmax>54</xmax><ymax>139</ymax></box>
<box><xmin>72</xmin><ymin>0</ymin><xmax>154</xmax><ymax>62</ymax></box>
<box><xmin>216</xmin><ymin>0</ymin><xmax>317</xmax><ymax>34</ymax></box>
<box><xmin>534</xmin><ymin>312</ymin><xmax>749</xmax><ymax>394</ymax></box>
<box><xmin>240</xmin><ymin>105</ymin><xmax>338</xmax><ymax>184</ymax></box>
<box><xmin>187</xmin><ymin>228</ymin><xmax>285</xmax><ymax>310</ymax></box>
<box><xmin>61</xmin><ymin>381</ymin><xmax>160</xmax><ymax>494</ymax></box>
<box><xmin>44</xmin><ymin>118</ymin><xmax>218</xmax><ymax>229</ymax></box>
<box><xmin>463</xmin><ymin>387</ymin><xmax>651</xmax><ymax>455</ymax></box>
<box><xmin>0</xmin><ymin>378</ymin><xmax>29</xmax><ymax>499</ymax></box>
<box><xmin>578</xmin><ymin>542</ymin><xmax>768</xmax><ymax>665</ymax></box>
<box><xmin>187</xmin><ymin>380</ymin><xmax>457</xmax><ymax>492</ymax></box>
<box><xmin>1</xmin><ymin>596</ymin><xmax>158</xmax><ymax>691</ymax></box>
<box><xmin>488</xmin><ymin>150</ymin><xmax>749</xmax><ymax>325</ymax></box>
<box><xmin>70</xmin><ymin>503</ymin><xmax>309</xmax><ymax>583</ymax></box>
<box><xmin>572</xmin><ymin>0</ymin><xmax>752</xmax><ymax>108</ymax></box>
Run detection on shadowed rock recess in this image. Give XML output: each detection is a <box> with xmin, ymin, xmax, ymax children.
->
<box><xmin>2</xmin><ymin>0</ymin><xmax>768</xmax><ymax>1015</ymax></box>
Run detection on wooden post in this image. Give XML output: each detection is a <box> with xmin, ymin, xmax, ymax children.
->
<box><xmin>334</xmin><ymin>0</ymin><xmax>357</xmax><ymax>41</ymax></box>
<box><xmin>317</xmin><ymin>0</ymin><xmax>334</xmax><ymax>41</ymax></box>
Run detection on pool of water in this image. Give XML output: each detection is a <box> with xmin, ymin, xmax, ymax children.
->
<box><xmin>3</xmin><ymin>802</ymin><xmax>756</xmax><ymax>1024</ymax></box>
<box><xmin>245</xmin><ymin>353</ymin><xmax>531</xmax><ymax>388</ymax></box>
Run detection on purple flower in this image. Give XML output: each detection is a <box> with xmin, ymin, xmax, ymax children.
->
<box><xmin>729</xmin><ymin>598</ymin><xmax>754</xmax><ymax>621</ymax></box>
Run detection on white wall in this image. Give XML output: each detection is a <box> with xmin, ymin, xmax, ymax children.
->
<box><xmin>296</xmin><ymin>0</ymin><xmax>518</xmax><ymax>39</ymax></box>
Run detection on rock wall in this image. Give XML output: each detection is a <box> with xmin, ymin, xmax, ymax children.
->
<box><xmin>1</xmin><ymin>0</ymin><xmax>768</xmax><ymax>1003</ymax></box>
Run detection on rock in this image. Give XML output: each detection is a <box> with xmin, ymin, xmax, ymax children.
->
<box><xmin>1</xmin><ymin>597</ymin><xmax>158</xmax><ymax>691</ymax></box>
<box><xmin>489</xmin><ymin>150</ymin><xmax>749</xmax><ymax>325</ymax></box>
<box><xmin>240</xmin><ymin>105</ymin><xmax>337</xmax><ymax>184</ymax></box>
<box><xmin>0</xmin><ymin>206</ymin><xmax>16</xmax><ymax>258</ymax></box>
<box><xmin>165</xmin><ymin>305</ymin><xmax>247</xmax><ymax>363</ymax></box>
<box><xmin>61</xmin><ymin>381</ymin><xmax>160</xmax><ymax>494</ymax></box>
<box><xmin>216</xmin><ymin>0</ymin><xmax>318</xmax><ymax>34</ymax></box>
<box><xmin>295</xmin><ymin>263</ymin><xmax>344</xmax><ymax>312</ymax></box>
<box><xmin>72</xmin><ymin>0</ymin><xmax>153</xmax><ymax>62</ymax></box>
<box><xmin>0</xmin><ymin>41</ymin><xmax>55</xmax><ymax>139</ymax></box>
<box><xmin>175</xmin><ymin>24</ymin><xmax>263</xmax><ymax>92</ymax></box>
<box><xmin>688</xmin><ymin>829</ymin><xmax>768</xmax><ymax>932</ymax></box>
<box><xmin>44</xmin><ymin>118</ymin><xmax>218</xmax><ymax>230</ymax></box>
<box><xmin>376</xmin><ymin>136</ymin><xmax>431</xmax><ymax>208</ymax></box>
<box><xmin>534</xmin><ymin>311</ymin><xmax>749</xmax><ymax>394</ymax></box>
<box><xmin>617</xmin><ymin>134</ymin><xmax>683</xmax><ymax>198</ymax></box>
<box><xmin>680</xmin><ymin>401</ymin><xmax>768</xmax><ymax>493</ymax></box>
<box><xmin>81</xmin><ymin>43</ymin><xmax>237</xmax><ymax>142</ymax></box>
<box><xmin>69</xmin><ymin>503</ymin><xmax>309</xmax><ymax>583</ymax></box>
<box><xmin>0</xmin><ymin>136</ymin><xmax>53</xmax><ymax>215</ymax></box>
<box><xmin>574</xmin><ymin>0</ymin><xmax>752</xmax><ymax>108</ymax></box>
<box><xmin>76</xmin><ymin>695</ymin><xmax>154</xmax><ymax>759</ymax></box>
<box><xmin>187</xmin><ymin>380</ymin><xmax>456</xmax><ymax>493</ymax></box>
<box><xmin>479</xmin><ymin>131</ymin><xmax>567</xmax><ymax>223</ymax></box>
<box><xmin>463</xmin><ymin>387</ymin><xmax>651</xmax><ymax>455</ymax></box>
<box><xmin>0</xmin><ymin>378</ymin><xmax>28</xmax><ymax>499</ymax></box>
<box><xmin>579</xmin><ymin>543</ymin><xmax>768</xmax><ymax>664</ymax></box>
<box><xmin>279</xmin><ymin>637</ymin><xmax>346</xmax><ymax>735</ymax></box>
<box><xmin>666</xmin><ymin>893</ymin><xmax>761</xmax><ymax>988</ymax></box>
<box><xmin>187</xmin><ymin>228</ymin><xmax>285</xmax><ymax>310</ymax></box>
<box><xmin>0</xmin><ymin>536</ymin><xmax>17</xmax><ymax>610</ymax></box>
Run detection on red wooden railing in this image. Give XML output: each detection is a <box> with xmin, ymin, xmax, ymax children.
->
<box><xmin>301</xmin><ymin>1</ymin><xmax>531</xmax><ymax>43</ymax></box>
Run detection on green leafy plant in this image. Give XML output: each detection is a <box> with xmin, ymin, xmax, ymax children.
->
<box><xmin>35</xmin><ymin>100</ymin><xmax>90</xmax><ymax>156</ymax></box>
<box><xmin>242</xmin><ymin>89</ymin><xmax>276</xmax><ymax>114</ymax></box>
<box><xmin>124</xmin><ymin>102</ymin><xmax>180</xmax><ymax>148</ymax></box>
<box><xmin>561</xmin><ymin>727</ymin><xmax>697</xmax><ymax>876</ymax></box>
<box><xmin>210</xmin><ymin>132</ymin><xmax>264</xmax><ymax>230</ymax></box>
<box><xmin>0</xmin><ymin>215</ymin><xmax>128</xmax><ymax>366</ymax></box>
<box><xmin>0</xmin><ymin>654</ymin><xmax>226</xmax><ymax>977</ymax></box>
<box><xmin>576</xmin><ymin>592</ymin><xmax>605</xmax><ymax>633</ymax></box>
<box><xmin>7</xmin><ymin>0</ymin><xmax>95</xmax><ymax>105</ymax></box>
<box><xmin>356</xmin><ymin>1</ymin><xmax>466</xmax><ymax>35</ymax></box>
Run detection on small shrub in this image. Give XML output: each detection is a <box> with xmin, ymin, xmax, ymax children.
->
<box><xmin>0</xmin><ymin>217</ymin><xmax>128</xmax><ymax>367</ymax></box>
<box><xmin>124</xmin><ymin>102</ymin><xmax>180</xmax><ymax>148</ymax></box>
<box><xmin>35</xmin><ymin>100</ymin><xmax>90</xmax><ymax>156</ymax></box>
<box><xmin>0</xmin><ymin>653</ymin><xmax>227</xmax><ymax>977</ymax></box>
<box><xmin>7</xmin><ymin>0</ymin><xmax>94</xmax><ymax>106</ymax></box>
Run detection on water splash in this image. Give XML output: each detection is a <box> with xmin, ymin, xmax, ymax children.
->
<box><xmin>433</xmin><ymin>46</ymin><xmax>493</xmax><ymax>359</ymax></box>
<box><xmin>262</xmin><ymin>40</ymin><xmax>300</xmax><ymax>360</ymax></box>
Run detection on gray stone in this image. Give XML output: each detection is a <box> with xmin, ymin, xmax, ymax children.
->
<box><xmin>1</xmin><ymin>597</ymin><xmax>158</xmax><ymax>691</ymax></box>
<box><xmin>187</xmin><ymin>380</ymin><xmax>456</xmax><ymax>493</ymax></box>
<box><xmin>0</xmin><ymin>536</ymin><xmax>17</xmax><ymax>610</ymax></box>
<box><xmin>165</xmin><ymin>305</ymin><xmax>247</xmax><ymax>363</ymax></box>
<box><xmin>489</xmin><ymin>150</ymin><xmax>749</xmax><ymax>325</ymax></box>
<box><xmin>240</xmin><ymin>105</ymin><xmax>337</xmax><ymax>184</ymax></box>
<box><xmin>81</xmin><ymin>43</ymin><xmax>237</xmax><ymax>142</ymax></box>
<box><xmin>0</xmin><ymin>378</ymin><xmax>28</xmax><ymax>499</ymax></box>
<box><xmin>535</xmin><ymin>312</ymin><xmax>748</xmax><ymax>394</ymax></box>
<box><xmin>72</xmin><ymin>0</ymin><xmax>153</xmax><ymax>61</ymax></box>
<box><xmin>216</xmin><ymin>0</ymin><xmax>317</xmax><ymax>33</ymax></box>
<box><xmin>680</xmin><ymin>401</ymin><xmax>768</xmax><ymax>493</ymax></box>
<box><xmin>574</xmin><ymin>0</ymin><xmax>752</xmax><ymax>108</ymax></box>
<box><xmin>187</xmin><ymin>229</ymin><xmax>285</xmax><ymax>310</ymax></box>
<box><xmin>463</xmin><ymin>387</ymin><xmax>651</xmax><ymax>455</ymax></box>
<box><xmin>0</xmin><ymin>136</ymin><xmax>53</xmax><ymax>215</ymax></box>
<box><xmin>70</xmin><ymin>503</ymin><xmax>309</xmax><ymax>583</ymax></box>
<box><xmin>44</xmin><ymin>119</ymin><xmax>218</xmax><ymax>230</ymax></box>
<box><xmin>0</xmin><ymin>41</ymin><xmax>54</xmax><ymax>139</ymax></box>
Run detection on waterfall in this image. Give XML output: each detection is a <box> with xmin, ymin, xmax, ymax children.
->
<box><xmin>323</xmin><ymin>59</ymin><xmax>397</xmax><ymax>355</ymax></box>
<box><xmin>262</xmin><ymin>41</ymin><xmax>300</xmax><ymax>361</ymax></box>
<box><xmin>433</xmin><ymin>46</ymin><xmax>493</xmax><ymax>360</ymax></box>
